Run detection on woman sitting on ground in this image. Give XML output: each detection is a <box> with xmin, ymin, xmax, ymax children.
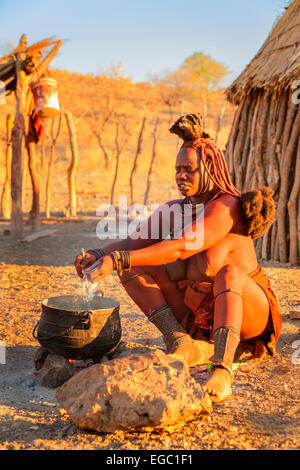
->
<box><xmin>74</xmin><ymin>113</ymin><xmax>281</xmax><ymax>403</ymax></box>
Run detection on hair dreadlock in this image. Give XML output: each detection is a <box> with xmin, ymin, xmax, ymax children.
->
<box><xmin>169</xmin><ymin>113</ymin><xmax>275</xmax><ymax>239</ymax></box>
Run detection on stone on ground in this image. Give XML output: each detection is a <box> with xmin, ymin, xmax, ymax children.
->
<box><xmin>38</xmin><ymin>354</ymin><xmax>73</xmax><ymax>388</ymax></box>
<box><xmin>56</xmin><ymin>349</ymin><xmax>212</xmax><ymax>432</ymax></box>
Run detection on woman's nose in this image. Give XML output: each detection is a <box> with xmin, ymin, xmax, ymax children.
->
<box><xmin>178</xmin><ymin>170</ymin><xmax>187</xmax><ymax>179</ymax></box>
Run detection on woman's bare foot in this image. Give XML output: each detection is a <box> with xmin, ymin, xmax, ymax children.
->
<box><xmin>171</xmin><ymin>341</ymin><xmax>207</xmax><ymax>367</ymax></box>
<box><xmin>203</xmin><ymin>367</ymin><xmax>232</xmax><ymax>402</ymax></box>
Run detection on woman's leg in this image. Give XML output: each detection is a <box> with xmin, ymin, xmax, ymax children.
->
<box><xmin>203</xmin><ymin>263</ymin><xmax>270</xmax><ymax>402</ymax></box>
<box><xmin>119</xmin><ymin>265</ymin><xmax>189</xmax><ymax>320</ymax></box>
<box><xmin>119</xmin><ymin>266</ymin><xmax>214</xmax><ymax>364</ymax></box>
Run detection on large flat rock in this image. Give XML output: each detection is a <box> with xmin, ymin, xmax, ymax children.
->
<box><xmin>56</xmin><ymin>349</ymin><xmax>212</xmax><ymax>432</ymax></box>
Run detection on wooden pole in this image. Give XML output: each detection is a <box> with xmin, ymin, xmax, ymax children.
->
<box><xmin>215</xmin><ymin>104</ymin><xmax>226</xmax><ymax>145</ymax></box>
<box><xmin>45</xmin><ymin>142</ymin><xmax>55</xmax><ymax>218</ymax></box>
<box><xmin>129</xmin><ymin>116</ymin><xmax>146</xmax><ymax>205</ymax></box>
<box><xmin>11</xmin><ymin>35</ymin><xmax>28</xmax><ymax>239</ymax></box>
<box><xmin>240</xmin><ymin>95</ymin><xmax>256</xmax><ymax>191</ymax></box>
<box><xmin>26</xmin><ymin>133</ymin><xmax>41</xmax><ymax>231</ymax></box>
<box><xmin>144</xmin><ymin>116</ymin><xmax>159</xmax><ymax>206</ymax></box>
<box><xmin>232</xmin><ymin>94</ymin><xmax>252</xmax><ymax>190</ymax></box>
<box><xmin>277</xmin><ymin>101</ymin><xmax>300</xmax><ymax>262</ymax></box>
<box><xmin>288</xmin><ymin>137</ymin><xmax>300</xmax><ymax>265</ymax></box>
<box><xmin>1</xmin><ymin>114</ymin><xmax>14</xmax><ymax>218</ymax></box>
<box><xmin>226</xmin><ymin>95</ymin><xmax>246</xmax><ymax>182</ymax></box>
<box><xmin>45</xmin><ymin>113</ymin><xmax>61</xmax><ymax>218</ymax></box>
<box><xmin>266</xmin><ymin>91</ymin><xmax>288</xmax><ymax>195</ymax></box>
<box><xmin>94</xmin><ymin>131</ymin><xmax>109</xmax><ymax>169</ymax></box>
<box><xmin>65</xmin><ymin>110</ymin><xmax>78</xmax><ymax>217</ymax></box>
<box><xmin>40</xmin><ymin>122</ymin><xmax>46</xmax><ymax>173</ymax></box>
<box><xmin>254</xmin><ymin>91</ymin><xmax>270</xmax><ymax>188</ymax></box>
<box><xmin>110</xmin><ymin>123</ymin><xmax>120</xmax><ymax>207</ymax></box>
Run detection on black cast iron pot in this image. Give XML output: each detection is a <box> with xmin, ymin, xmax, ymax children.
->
<box><xmin>33</xmin><ymin>295</ymin><xmax>122</xmax><ymax>360</ymax></box>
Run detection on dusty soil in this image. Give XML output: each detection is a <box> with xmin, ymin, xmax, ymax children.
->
<box><xmin>0</xmin><ymin>210</ymin><xmax>299</xmax><ymax>450</ymax></box>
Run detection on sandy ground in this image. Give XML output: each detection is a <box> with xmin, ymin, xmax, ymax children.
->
<box><xmin>0</xmin><ymin>203</ymin><xmax>299</xmax><ymax>450</ymax></box>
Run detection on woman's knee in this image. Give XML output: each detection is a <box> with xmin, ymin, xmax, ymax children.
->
<box><xmin>119</xmin><ymin>265</ymin><xmax>166</xmax><ymax>286</ymax></box>
<box><xmin>214</xmin><ymin>264</ymin><xmax>246</xmax><ymax>293</ymax></box>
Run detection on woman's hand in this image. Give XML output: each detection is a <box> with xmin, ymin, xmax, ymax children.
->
<box><xmin>74</xmin><ymin>252</ymin><xmax>96</xmax><ymax>278</ymax></box>
<box><xmin>84</xmin><ymin>255</ymin><xmax>114</xmax><ymax>283</ymax></box>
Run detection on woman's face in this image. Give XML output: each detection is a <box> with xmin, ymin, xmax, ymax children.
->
<box><xmin>175</xmin><ymin>146</ymin><xmax>212</xmax><ymax>197</ymax></box>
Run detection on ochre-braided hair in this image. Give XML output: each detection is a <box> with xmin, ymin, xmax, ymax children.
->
<box><xmin>170</xmin><ymin>113</ymin><xmax>275</xmax><ymax>239</ymax></box>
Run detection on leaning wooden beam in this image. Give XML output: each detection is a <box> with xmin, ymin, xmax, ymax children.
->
<box><xmin>21</xmin><ymin>228</ymin><xmax>57</xmax><ymax>243</ymax></box>
<box><xmin>0</xmin><ymin>33</ymin><xmax>27</xmax><ymax>64</ymax></box>
<box><xmin>29</xmin><ymin>40</ymin><xmax>62</xmax><ymax>88</ymax></box>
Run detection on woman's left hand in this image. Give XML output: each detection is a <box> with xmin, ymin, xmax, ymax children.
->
<box><xmin>84</xmin><ymin>255</ymin><xmax>114</xmax><ymax>283</ymax></box>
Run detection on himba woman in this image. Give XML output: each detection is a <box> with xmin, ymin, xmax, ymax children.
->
<box><xmin>74</xmin><ymin>114</ymin><xmax>281</xmax><ymax>403</ymax></box>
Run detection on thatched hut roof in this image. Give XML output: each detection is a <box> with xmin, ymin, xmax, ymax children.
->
<box><xmin>227</xmin><ymin>0</ymin><xmax>300</xmax><ymax>104</ymax></box>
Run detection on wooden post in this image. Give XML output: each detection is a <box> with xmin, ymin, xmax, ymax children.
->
<box><xmin>65</xmin><ymin>110</ymin><xmax>78</xmax><ymax>217</ymax></box>
<box><xmin>8</xmin><ymin>35</ymin><xmax>63</xmax><ymax>236</ymax></box>
<box><xmin>45</xmin><ymin>142</ymin><xmax>55</xmax><ymax>218</ymax></box>
<box><xmin>94</xmin><ymin>131</ymin><xmax>109</xmax><ymax>169</ymax></box>
<box><xmin>277</xmin><ymin>101</ymin><xmax>300</xmax><ymax>262</ymax></box>
<box><xmin>45</xmin><ymin>114</ymin><xmax>61</xmax><ymax>218</ymax></box>
<box><xmin>215</xmin><ymin>104</ymin><xmax>226</xmax><ymax>145</ymax></box>
<box><xmin>203</xmin><ymin>93</ymin><xmax>207</xmax><ymax>129</ymax></box>
<box><xmin>288</xmin><ymin>137</ymin><xmax>300</xmax><ymax>265</ymax></box>
<box><xmin>1</xmin><ymin>114</ymin><xmax>14</xmax><ymax>218</ymax></box>
<box><xmin>110</xmin><ymin>119</ymin><xmax>132</xmax><ymax>207</ymax></box>
<box><xmin>11</xmin><ymin>35</ymin><xmax>28</xmax><ymax>239</ymax></box>
<box><xmin>110</xmin><ymin>123</ymin><xmax>120</xmax><ymax>207</ymax></box>
<box><xmin>26</xmin><ymin>133</ymin><xmax>41</xmax><ymax>231</ymax></box>
<box><xmin>40</xmin><ymin>121</ymin><xmax>46</xmax><ymax>173</ymax></box>
<box><xmin>129</xmin><ymin>116</ymin><xmax>146</xmax><ymax>205</ymax></box>
<box><xmin>144</xmin><ymin>116</ymin><xmax>159</xmax><ymax>206</ymax></box>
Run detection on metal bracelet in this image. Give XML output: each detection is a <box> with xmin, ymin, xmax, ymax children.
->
<box><xmin>86</xmin><ymin>248</ymin><xmax>106</xmax><ymax>260</ymax></box>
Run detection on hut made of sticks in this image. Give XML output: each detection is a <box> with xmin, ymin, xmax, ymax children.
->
<box><xmin>225</xmin><ymin>0</ymin><xmax>300</xmax><ymax>265</ymax></box>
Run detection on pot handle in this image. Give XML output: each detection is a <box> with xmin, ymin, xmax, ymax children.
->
<box><xmin>32</xmin><ymin>311</ymin><xmax>91</xmax><ymax>341</ymax></box>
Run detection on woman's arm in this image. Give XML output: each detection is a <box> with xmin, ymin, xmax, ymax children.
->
<box><xmin>87</xmin><ymin>199</ymin><xmax>184</xmax><ymax>256</ymax></box>
<box><xmin>74</xmin><ymin>199</ymin><xmax>182</xmax><ymax>276</ymax></box>
<box><xmin>86</xmin><ymin>196</ymin><xmax>240</xmax><ymax>282</ymax></box>
<box><xmin>129</xmin><ymin>195</ymin><xmax>239</xmax><ymax>266</ymax></box>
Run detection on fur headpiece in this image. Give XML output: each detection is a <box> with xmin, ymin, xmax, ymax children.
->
<box><xmin>241</xmin><ymin>187</ymin><xmax>276</xmax><ymax>240</ymax></box>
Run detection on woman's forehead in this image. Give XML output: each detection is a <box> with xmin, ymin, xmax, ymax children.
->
<box><xmin>176</xmin><ymin>147</ymin><xmax>199</xmax><ymax>165</ymax></box>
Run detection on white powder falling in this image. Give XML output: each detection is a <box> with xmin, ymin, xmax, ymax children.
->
<box><xmin>82</xmin><ymin>273</ymin><xmax>99</xmax><ymax>303</ymax></box>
